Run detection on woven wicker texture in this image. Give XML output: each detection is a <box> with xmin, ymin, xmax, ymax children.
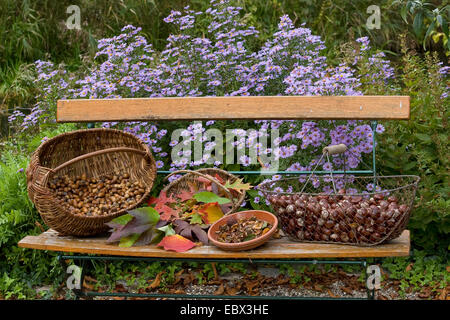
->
<box><xmin>163</xmin><ymin>169</ymin><xmax>246</xmax><ymax>215</ymax></box>
<box><xmin>26</xmin><ymin>128</ymin><xmax>156</xmax><ymax>236</ymax></box>
<box><xmin>258</xmin><ymin>175</ymin><xmax>419</xmax><ymax>246</ymax></box>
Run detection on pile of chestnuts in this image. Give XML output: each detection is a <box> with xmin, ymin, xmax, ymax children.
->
<box><xmin>49</xmin><ymin>173</ymin><xmax>146</xmax><ymax>217</ymax></box>
<box><xmin>267</xmin><ymin>189</ymin><xmax>409</xmax><ymax>245</ymax></box>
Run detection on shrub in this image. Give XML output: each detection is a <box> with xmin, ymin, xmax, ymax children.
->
<box><xmin>0</xmin><ymin>150</ymin><xmax>63</xmax><ymax>299</ymax></box>
<box><xmin>377</xmin><ymin>38</ymin><xmax>449</xmax><ymax>251</ymax></box>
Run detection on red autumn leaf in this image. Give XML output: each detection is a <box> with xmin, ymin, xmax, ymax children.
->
<box><xmin>157</xmin><ymin>234</ymin><xmax>196</xmax><ymax>252</ymax></box>
<box><xmin>148</xmin><ymin>191</ymin><xmax>179</xmax><ymax>221</ymax></box>
<box><xmin>156</xmin><ymin>203</ymin><xmax>179</xmax><ymax>221</ymax></box>
<box><xmin>198</xmin><ymin>202</ymin><xmax>224</xmax><ymax>224</ymax></box>
<box><xmin>147</xmin><ymin>191</ymin><xmax>176</xmax><ymax>206</ymax></box>
<box><xmin>176</xmin><ymin>188</ymin><xmax>195</xmax><ymax>202</ymax></box>
<box><xmin>197</xmin><ymin>176</ymin><xmax>212</xmax><ymax>185</ymax></box>
<box><xmin>214</xmin><ymin>173</ymin><xmax>225</xmax><ymax>184</ymax></box>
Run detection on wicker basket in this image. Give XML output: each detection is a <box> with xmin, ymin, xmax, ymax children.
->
<box><xmin>163</xmin><ymin>169</ymin><xmax>246</xmax><ymax>214</ymax></box>
<box><xmin>26</xmin><ymin>128</ymin><xmax>157</xmax><ymax>236</ymax></box>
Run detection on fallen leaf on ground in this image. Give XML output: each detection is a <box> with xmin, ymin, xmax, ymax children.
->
<box><xmin>342</xmin><ymin>287</ymin><xmax>353</xmax><ymax>295</ymax></box>
<box><xmin>313</xmin><ymin>284</ymin><xmax>324</xmax><ymax>292</ymax></box>
<box><xmin>214</xmin><ymin>283</ymin><xmax>225</xmax><ymax>295</ymax></box>
<box><xmin>114</xmin><ymin>283</ymin><xmax>128</xmax><ymax>293</ymax></box>
<box><xmin>327</xmin><ymin>289</ymin><xmax>337</xmax><ymax>298</ymax></box>
<box><xmin>84</xmin><ymin>275</ymin><xmax>98</xmax><ymax>283</ymax></box>
<box><xmin>405</xmin><ymin>263</ymin><xmax>414</xmax><ymax>272</ymax></box>
<box><xmin>149</xmin><ymin>271</ymin><xmax>164</xmax><ymax>289</ymax></box>
<box><xmin>225</xmin><ymin>285</ymin><xmax>239</xmax><ymax>296</ymax></box>
<box><xmin>173</xmin><ymin>269</ymin><xmax>184</xmax><ymax>285</ymax></box>
<box><xmin>83</xmin><ymin>280</ymin><xmax>94</xmax><ymax>291</ymax></box>
<box><xmin>211</xmin><ymin>263</ymin><xmax>219</xmax><ymax>280</ymax></box>
<box><xmin>245</xmin><ymin>280</ymin><xmax>259</xmax><ymax>293</ymax></box>
<box><xmin>438</xmin><ymin>288</ymin><xmax>447</xmax><ymax>300</ymax></box>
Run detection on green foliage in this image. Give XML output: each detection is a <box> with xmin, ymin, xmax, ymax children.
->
<box><xmin>377</xmin><ymin>38</ymin><xmax>449</xmax><ymax>251</ymax></box>
<box><xmin>0</xmin><ymin>150</ymin><xmax>63</xmax><ymax>299</ymax></box>
<box><xmin>382</xmin><ymin>249</ymin><xmax>449</xmax><ymax>298</ymax></box>
<box><xmin>395</xmin><ymin>0</ymin><xmax>450</xmax><ymax>52</ymax></box>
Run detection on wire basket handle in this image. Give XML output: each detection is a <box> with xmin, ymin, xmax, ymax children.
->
<box><xmin>299</xmin><ymin>144</ymin><xmax>347</xmax><ymax>194</ymax></box>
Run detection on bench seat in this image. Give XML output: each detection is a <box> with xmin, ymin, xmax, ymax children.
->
<box><xmin>18</xmin><ymin>229</ymin><xmax>410</xmax><ymax>259</ymax></box>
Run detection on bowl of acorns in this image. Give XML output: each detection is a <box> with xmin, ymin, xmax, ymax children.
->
<box><xmin>208</xmin><ymin>210</ymin><xmax>278</xmax><ymax>251</ymax></box>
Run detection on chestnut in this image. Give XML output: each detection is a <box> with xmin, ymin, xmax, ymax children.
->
<box><xmin>330</xmin><ymin>233</ymin><xmax>339</xmax><ymax>240</ymax></box>
<box><xmin>340</xmin><ymin>232</ymin><xmax>349</xmax><ymax>242</ymax></box>
<box><xmin>399</xmin><ymin>204</ymin><xmax>409</xmax><ymax>213</ymax></box>
<box><xmin>388</xmin><ymin>196</ymin><xmax>397</xmax><ymax>203</ymax></box>
<box><xmin>374</xmin><ymin>193</ymin><xmax>384</xmax><ymax>201</ymax></box>
<box><xmin>321</xmin><ymin>234</ymin><xmax>330</xmax><ymax>241</ymax></box>
<box><xmin>325</xmin><ymin>220</ymin><xmax>334</xmax><ymax>229</ymax></box>
<box><xmin>286</xmin><ymin>204</ymin><xmax>295</xmax><ymax>213</ymax></box>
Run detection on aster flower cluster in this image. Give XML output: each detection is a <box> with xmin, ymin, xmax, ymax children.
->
<box><xmin>10</xmin><ymin>0</ymin><xmax>395</xmax><ymax>197</ymax></box>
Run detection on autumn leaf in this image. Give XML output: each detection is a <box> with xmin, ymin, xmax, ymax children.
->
<box><xmin>197</xmin><ymin>176</ymin><xmax>212</xmax><ymax>185</ymax></box>
<box><xmin>157</xmin><ymin>224</ymin><xmax>176</xmax><ymax>236</ymax></box>
<box><xmin>106</xmin><ymin>207</ymin><xmax>160</xmax><ymax>244</ymax></box>
<box><xmin>214</xmin><ymin>174</ymin><xmax>225</xmax><ymax>184</ymax></box>
<box><xmin>148</xmin><ymin>271</ymin><xmax>164</xmax><ymax>289</ymax></box>
<box><xmin>157</xmin><ymin>234</ymin><xmax>196</xmax><ymax>252</ymax></box>
<box><xmin>190</xmin><ymin>212</ymin><xmax>204</xmax><ymax>224</ymax></box>
<box><xmin>198</xmin><ymin>202</ymin><xmax>224</xmax><ymax>224</ymax></box>
<box><xmin>157</xmin><ymin>203</ymin><xmax>179</xmax><ymax>221</ymax></box>
<box><xmin>172</xmin><ymin>219</ymin><xmax>208</xmax><ymax>244</ymax></box>
<box><xmin>224</xmin><ymin>178</ymin><xmax>252</xmax><ymax>192</ymax></box>
<box><xmin>214</xmin><ymin>283</ymin><xmax>225</xmax><ymax>295</ymax></box>
<box><xmin>148</xmin><ymin>191</ymin><xmax>177</xmax><ymax>205</ymax></box>
<box><xmin>176</xmin><ymin>189</ymin><xmax>195</xmax><ymax>202</ymax></box>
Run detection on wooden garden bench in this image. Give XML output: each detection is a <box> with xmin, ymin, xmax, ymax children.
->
<box><xmin>19</xmin><ymin>95</ymin><xmax>411</xmax><ymax>300</ymax></box>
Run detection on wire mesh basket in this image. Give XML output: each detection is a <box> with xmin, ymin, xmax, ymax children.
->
<box><xmin>258</xmin><ymin>144</ymin><xmax>420</xmax><ymax>246</ymax></box>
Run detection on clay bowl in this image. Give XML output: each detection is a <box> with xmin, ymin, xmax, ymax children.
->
<box><xmin>208</xmin><ymin>210</ymin><xmax>278</xmax><ymax>251</ymax></box>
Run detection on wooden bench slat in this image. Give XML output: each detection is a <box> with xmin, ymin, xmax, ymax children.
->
<box><xmin>57</xmin><ymin>96</ymin><xmax>410</xmax><ymax>122</ymax></box>
<box><xmin>18</xmin><ymin>229</ymin><xmax>410</xmax><ymax>259</ymax></box>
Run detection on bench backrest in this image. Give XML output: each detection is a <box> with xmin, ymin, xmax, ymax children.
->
<box><xmin>56</xmin><ymin>96</ymin><xmax>410</xmax><ymax>122</ymax></box>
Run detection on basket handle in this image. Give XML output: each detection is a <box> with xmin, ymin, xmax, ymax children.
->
<box><xmin>164</xmin><ymin>169</ymin><xmax>239</xmax><ymax>213</ymax></box>
<box><xmin>322</xmin><ymin>143</ymin><xmax>347</xmax><ymax>155</ymax></box>
<box><xmin>50</xmin><ymin>147</ymin><xmax>149</xmax><ymax>174</ymax></box>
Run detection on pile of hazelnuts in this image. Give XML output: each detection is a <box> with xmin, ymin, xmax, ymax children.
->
<box><xmin>267</xmin><ymin>189</ymin><xmax>409</xmax><ymax>245</ymax></box>
<box><xmin>49</xmin><ymin>173</ymin><xmax>146</xmax><ymax>217</ymax></box>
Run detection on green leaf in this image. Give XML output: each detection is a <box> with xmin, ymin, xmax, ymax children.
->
<box><xmin>402</xmin><ymin>161</ymin><xmax>417</xmax><ymax>171</ymax></box>
<box><xmin>413</xmin><ymin>12</ymin><xmax>424</xmax><ymax>37</ymax></box>
<box><xmin>193</xmin><ymin>191</ymin><xmax>231</xmax><ymax>204</ymax></box>
<box><xmin>110</xmin><ymin>214</ymin><xmax>133</xmax><ymax>226</ymax></box>
<box><xmin>190</xmin><ymin>213</ymin><xmax>204</xmax><ymax>224</ymax></box>
<box><xmin>157</xmin><ymin>224</ymin><xmax>176</xmax><ymax>236</ymax></box>
<box><xmin>128</xmin><ymin>206</ymin><xmax>160</xmax><ymax>225</ymax></box>
<box><xmin>119</xmin><ymin>233</ymin><xmax>140</xmax><ymax>247</ymax></box>
<box><xmin>243</xmin><ymin>234</ymin><xmax>256</xmax><ymax>241</ymax></box>
<box><xmin>414</xmin><ymin>133</ymin><xmax>432</xmax><ymax>143</ymax></box>
<box><xmin>401</xmin><ymin>5</ymin><xmax>408</xmax><ymax>23</ymax></box>
<box><xmin>424</xmin><ymin>20</ymin><xmax>436</xmax><ymax>48</ymax></box>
